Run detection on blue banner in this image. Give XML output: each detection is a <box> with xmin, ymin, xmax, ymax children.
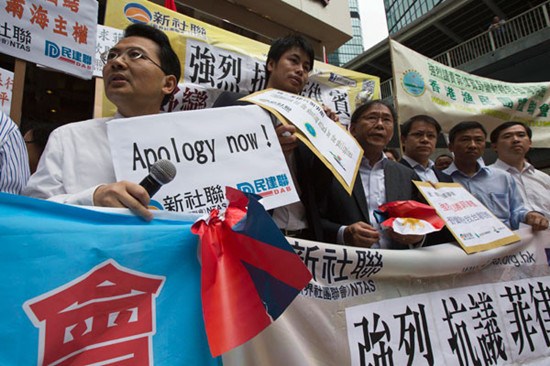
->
<box><xmin>0</xmin><ymin>193</ymin><xmax>220</xmax><ymax>365</ymax></box>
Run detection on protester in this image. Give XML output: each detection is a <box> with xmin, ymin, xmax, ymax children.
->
<box><xmin>490</xmin><ymin>121</ymin><xmax>550</xmax><ymax>215</ymax></box>
<box><xmin>444</xmin><ymin>121</ymin><xmax>548</xmax><ymax>231</ymax></box>
<box><xmin>315</xmin><ymin>100</ymin><xmax>427</xmax><ymax>249</ymax></box>
<box><xmin>0</xmin><ymin>111</ymin><xmax>30</xmax><ymax>194</ymax></box>
<box><xmin>212</xmin><ymin>34</ymin><xmax>336</xmax><ymax>240</ymax></box>
<box><xmin>399</xmin><ymin>115</ymin><xmax>452</xmax><ymax>182</ymax></box>
<box><xmin>23</xmin><ymin>24</ymin><xmax>180</xmax><ymax>221</ymax></box>
<box><xmin>434</xmin><ymin>153</ymin><xmax>453</xmax><ymax>171</ymax></box>
<box><xmin>383</xmin><ymin>148</ymin><xmax>400</xmax><ymax>162</ymax></box>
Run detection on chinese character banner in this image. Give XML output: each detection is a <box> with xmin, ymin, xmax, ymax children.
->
<box><xmin>391</xmin><ymin>40</ymin><xmax>550</xmax><ymax>147</ymax></box>
<box><xmin>222</xmin><ymin>230</ymin><xmax>550</xmax><ymax>366</ymax></box>
<box><xmin>103</xmin><ymin>0</ymin><xmax>379</xmax><ymax>125</ymax></box>
<box><xmin>1</xmin><ymin>0</ymin><xmax>97</xmax><ymax>79</ymax></box>
<box><xmin>0</xmin><ymin>67</ymin><xmax>14</xmax><ymax>114</ymax></box>
<box><xmin>0</xmin><ymin>193</ymin><xmax>218</xmax><ymax>366</ymax></box>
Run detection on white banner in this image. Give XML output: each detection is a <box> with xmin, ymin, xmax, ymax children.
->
<box><xmin>223</xmin><ymin>228</ymin><xmax>550</xmax><ymax>365</ymax></box>
<box><xmin>1</xmin><ymin>0</ymin><xmax>97</xmax><ymax>79</ymax></box>
<box><xmin>107</xmin><ymin>105</ymin><xmax>298</xmax><ymax>213</ymax></box>
<box><xmin>391</xmin><ymin>40</ymin><xmax>550</xmax><ymax>147</ymax></box>
<box><xmin>0</xmin><ymin>67</ymin><xmax>14</xmax><ymax>115</ymax></box>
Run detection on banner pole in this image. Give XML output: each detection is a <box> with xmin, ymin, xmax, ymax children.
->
<box><xmin>10</xmin><ymin>59</ymin><xmax>26</xmax><ymax>126</ymax></box>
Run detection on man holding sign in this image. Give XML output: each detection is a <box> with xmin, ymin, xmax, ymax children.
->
<box><xmin>443</xmin><ymin>121</ymin><xmax>548</xmax><ymax>231</ymax></box>
<box><xmin>316</xmin><ymin>100</ymin><xmax>427</xmax><ymax>249</ymax></box>
<box><xmin>24</xmin><ymin>24</ymin><xmax>180</xmax><ymax>221</ymax></box>
<box><xmin>213</xmin><ymin>34</ymin><xmax>338</xmax><ymax>240</ymax></box>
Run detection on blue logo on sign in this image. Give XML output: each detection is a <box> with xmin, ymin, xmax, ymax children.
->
<box><xmin>305</xmin><ymin>122</ymin><xmax>316</xmax><ymax>137</ymax></box>
<box><xmin>401</xmin><ymin>70</ymin><xmax>425</xmax><ymax>97</ymax></box>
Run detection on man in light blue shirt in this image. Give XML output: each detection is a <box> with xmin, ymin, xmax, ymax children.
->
<box><xmin>0</xmin><ymin>111</ymin><xmax>30</xmax><ymax>194</ymax></box>
<box><xmin>443</xmin><ymin>121</ymin><xmax>547</xmax><ymax>231</ymax></box>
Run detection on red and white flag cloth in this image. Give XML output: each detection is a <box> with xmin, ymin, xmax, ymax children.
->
<box><xmin>378</xmin><ymin>200</ymin><xmax>445</xmax><ymax>235</ymax></box>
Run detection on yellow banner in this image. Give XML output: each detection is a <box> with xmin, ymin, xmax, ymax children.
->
<box><xmin>103</xmin><ymin>0</ymin><xmax>379</xmax><ymax>124</ymax></box>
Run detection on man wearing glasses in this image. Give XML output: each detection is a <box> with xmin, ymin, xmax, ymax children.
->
<box><xmin>399</xmin><ymin>115</ymin><xmax>452</xmax><ymax>183</ymax></box>
<box><xmin>24</xmin><ymin>24</ymin><xmax>180</xmax><ymax>220</ymax></box>
<box><xmin>315</xmin><ymin>100</ymin><xmax>428</xmax><ymax>249</ymax></box>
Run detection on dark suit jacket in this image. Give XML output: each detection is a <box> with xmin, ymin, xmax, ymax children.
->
<box><xmin>315</xmin><ymin>159</ymin><xmax>423</xmax><ymax>248</ymax></box>
<box><xmin>212</xmin><ymin>91</ymin><xmax>324</xmax><ymax>241</ymax></box>
<box><xmin>399</xmin><ymin>158</ymin><xmax>453</xmax><ymax>183</ymax></box>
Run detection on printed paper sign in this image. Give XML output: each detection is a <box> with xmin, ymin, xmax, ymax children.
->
<box><xmin>107</xmin><ymin>105</ymin><xmax>299</xmax><ymax>213</ymax></box>
<box><xmin>243</xmin><ymin>89</ymin><xmax>362</xmax><ymax>194</ymax></box>
<box><xmin>93</xmin><ymin>25</ymin><xmax>124</xmax><ymax>77</ymax></box>
<box><xmin>2</xmin><ymin>0</ymin><xmax>98</xmax><ymax>79</ymax></box>
<box><xmin>0</xmin><ymin>67</ymin><xmax>14</xmax><ymax>115</ymax></box>
<box><xmin>414</xmin><ymin>181</ymin><xmax>520</xmax><ymax>253</ymax></box>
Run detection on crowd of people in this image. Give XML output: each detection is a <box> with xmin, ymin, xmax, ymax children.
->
<box><xmin>1</xmin><ymin>23</ymin><xmax>548</xmax><ymax>248</ymax></box>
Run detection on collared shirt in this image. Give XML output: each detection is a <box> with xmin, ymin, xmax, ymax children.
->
<box><xmin>337</xmin><ymin>154</ymin><xmax>390</xmax><ymax>248</ymax></box>
<box><xmin>0</xmin><ymin>112</ymin><xmax>30</xmax><ymax>194</ymax></box>
<box><xmin>24</xmin><ymin>115</ymin><xmax>118</xmax><ymax>205</ymax></box>
<box><xmin>272</xmin><ymin>150</ymin><xmax>308</xmax><ymax>231</ymax></box>
<box><xmin>444</xmin><ymin>162</ymin><xmax>528</xmax><ymax>229</ymax></box>
<box><xmin>491</xmin><ymin>159</ymin><xmax>550</xmax><ymax>216</ymax></box>
<box><xmin>402</xmin><ymin>155</ymin><xmax>438</xmax><ymax>182</ymax></box>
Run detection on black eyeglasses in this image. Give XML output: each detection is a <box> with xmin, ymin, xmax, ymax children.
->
<box><xmin>100</xmin><ymin>47</ymin><xmax>165</xmax><ymax>74</ymax></box>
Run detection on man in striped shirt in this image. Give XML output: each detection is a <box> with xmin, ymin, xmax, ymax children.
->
<box><xmin>0</xmin><ymin>111</ymin><xmax>30</xmax><ymax>194</ymax></box>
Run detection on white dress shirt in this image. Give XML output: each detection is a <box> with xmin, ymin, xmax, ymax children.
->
<box><xmin>402</xmin><ymin>155</ymin><xmax>438</xmax><ymax>182</ymax></box>
<box><xmin>491</xmin><ymin>159</ymin><xmax>550</xmax><ymax>216</ymax></box>
<box><xmin>23</xmin><ymin>116</ymin><xmax>118</xmax><ymax>205</ymax></box>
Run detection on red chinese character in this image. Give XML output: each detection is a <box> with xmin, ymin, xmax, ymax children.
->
<box><xmin>53</xmin><ymin>15</ymin><xmax>68</xmax><ymax>36</ymax></box>
<box><xmin>63</xmin><ymin>0</ymin><xmax>80</xmax><ymax>13</ymax></box>
<box><xmin>47</xmin><ymin>0</ymin><xmax>58</xmax><ymax>5</ymax></box>
<box><xmin>72</xmin><ymin>22</ymin><xmax>88</xmax><ymax>44</ymax></box>
<box><xmin>5</xmin><ymin>77</ymin><xmax>14</xmax><ymax>91</ymax></box>
<box><xmin>30</xmin><ymin>4</ymin><xmax>49</xmax><ymax>30</ymax></box>
<box><xmin>24</xmin><ymin>260</ymin><xmax>165</xmax><ymax>366</ymax></box>
<box><xmin>5</xmin><ymin>0</ymin><xmax>25</xmax><ymax>19</ymax></box>
<box><xmin>0</xmin><ymin>92</ymin><xmax>9</xmax><ymax>106</ymax></box>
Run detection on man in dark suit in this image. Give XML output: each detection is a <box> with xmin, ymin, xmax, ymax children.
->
<box><xmin>399</xmin><ymin>115</ymin><xmax>453</xmax><ymax>183</ymax></box>
<box><xmin>315</xmin><ymin>100</ymin><xmax>427</xmax><ymax>249</ymax></box>
<box><xmin>212</xmin><ymin>34</ymin><xmax>335</xmax><ymax>241</ymax></box>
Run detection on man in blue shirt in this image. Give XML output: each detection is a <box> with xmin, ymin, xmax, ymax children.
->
<box><xmin>0</xmin><ymin>111</ymin><xmax>30</xmax><ymax>194</ymax></box>
<box><xmin>443</xmin><ymin>121</ymin><xmax>547</xmax><ymax>231</ymax></box>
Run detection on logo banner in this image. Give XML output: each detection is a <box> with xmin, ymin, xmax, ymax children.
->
<box><xmin>0</xmin><ymin>193</ymin><xmax>218</xmax><ymax>365</ymax></box>
<box><xmin>391</xmin><ymin>40</ymin><xmax>550</xmax><ymax>147</ymax></box>
<box><xmin>2</xmin><ymin>0</ymin><xmax>97</xmax><ymax>79</ymax></box>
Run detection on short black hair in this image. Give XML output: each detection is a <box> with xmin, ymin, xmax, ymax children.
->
<box><xmin>448</xmin><ymin>121</ymin><xmax>487</xmax><ymax>143</ymax></box>
<box><xmin>124</xmin><ymin>23</ymin><xmax>181</xmax><ymax>106</ymax></box>
<box><xmin>400</xmin><ymin>114</ymin><xmax>442</xmax><ymax>137</ymax></box>
<box><xmin>489</xmin><ymin>121</ymin><xmax>532</xmax><ymax>143</ymax></box>
<box><xmin>266</xmin><ymin>34</ymin><xmax>315</xmax><ymax>84</ymax></box>
<box><xmin>435</xmin><ymin>153</ymin><xmax>453</xmax><ymax>161</ymax></box>
<box><xmin>351</xmin><ymin>99</ymin><xmax>397</xmax><ymax>125</ymax></box>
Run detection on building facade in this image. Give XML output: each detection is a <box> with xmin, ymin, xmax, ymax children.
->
<box><xmin>384</xmin><ymin>0</ymin><xmax>444</xmax><ymax>34</ymax></box>
<box><xmin>328</xmin><ymin>0</ymin><xmax>363</xmax><ymax>66</ymax></box>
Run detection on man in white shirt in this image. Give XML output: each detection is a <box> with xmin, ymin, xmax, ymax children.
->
<box><xmin>490</xmin><ymin>121</ymin><xmax>550</xmax><ymax>215</ymax></box>
<box><xmin>24</xmin><ymin>24</ymin><xmax>180</xmax><ymax>220</ymax></box>
<box><xmin>399</xmin><ymin>115</ymin><xmax>452</xmax><ymax>183</ymax></box>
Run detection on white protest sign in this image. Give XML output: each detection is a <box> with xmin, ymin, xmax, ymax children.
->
<box><xmin>0</xmin><ymin>68</ymin><xmax>14</xmax><ymax>115</ymax></box>
<box><xmin>414</xmin><ymin>181</ymin><xmax>520</xmax><ymax>253</ymax></box>
<box><xmin>243</xmin><ymin>89</ymin><xmax>362</xmax><ymax>194</ymax></box>
<box><xmin>93</xmin><ymin>25</ymin><xmax>124</xmax><ymax>77</ymax></box>
<box><xmin>2</xmin><ymin>0</ymin><xmax>97</xmax><ymax>79</ymax></box>
<box><xmin>107</xmin><ymin>105</ymin><xmax>298</xmax><ymax>213</ymax></box>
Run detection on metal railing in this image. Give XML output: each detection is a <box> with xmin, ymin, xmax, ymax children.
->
<box><xmin>380</xmin><ymin>0</ymin><xmax>550</xmax><ymax>99</ymax></box>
